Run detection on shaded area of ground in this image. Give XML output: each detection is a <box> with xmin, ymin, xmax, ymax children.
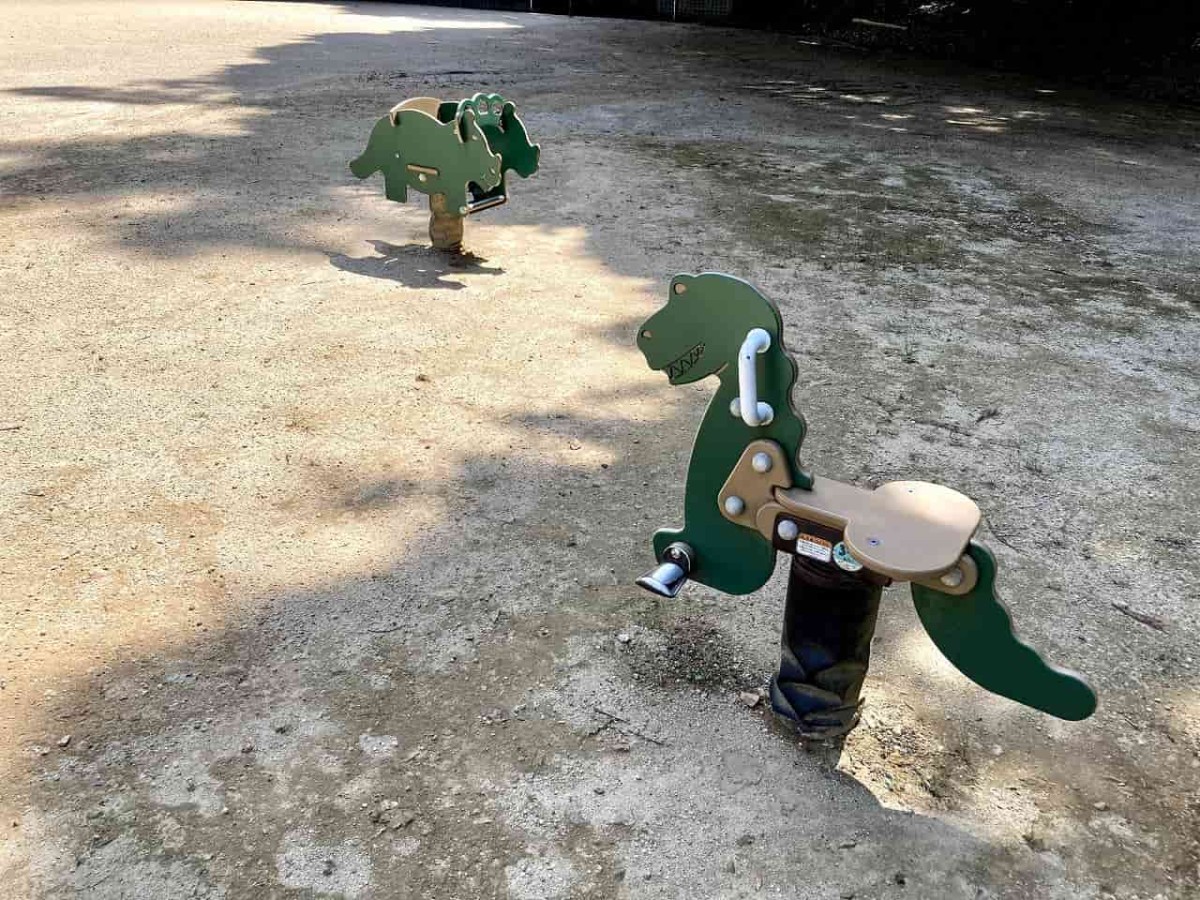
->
<box><xmin>1</xmin><ymin>2</ymin><xmax>1197</xmax><ymax>898</ymax></box>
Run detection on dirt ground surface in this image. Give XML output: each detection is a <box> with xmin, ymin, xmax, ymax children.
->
<box><xmin>2</xmin><ymin>2</ymin><xmax>1198</xmax><ymax>898</ymax></box>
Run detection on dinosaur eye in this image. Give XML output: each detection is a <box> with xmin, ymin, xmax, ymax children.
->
<box><xmin>673</xmin><ymin>282</ymin><xmax>687</xmax><ymax>295</ymax></box>
<box><xmin>641</xmin><ymin>330</ymin><xmax>653</xmax><ymax>339</ymax></box>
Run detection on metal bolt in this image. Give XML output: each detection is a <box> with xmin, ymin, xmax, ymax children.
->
<box><xmin>776</xmin><ymin>520</ymin><xmax>799</xmax><ymax>541</ymax></box>
<box><xmin>940</xmin><ymin>567</ymin><xmax>965</xmax><ymax>588</ymax></box>
<box><xmin>663</xmin><ymin>543</ymin><xmax>692</xmax><ymax>568</ymax></box>
<box><xmin>458</xmin><ymin>206</ymin><xmax>468</xmax><ymax>215</ymax></box>
<box><xmin>751</xmin><ymin>452</ymin><xmax>773</xmax><ymax>473</ymax></box>
<box><xmin>729</xmin><ymin>398</ymin><xmax>742</xmax><ymax>418</ymax></box>
<box><xmin>724</xmin><ymin>495</ymin><xmax>745</xmax><ymax>516</ymax></box>
<box><xmin>673</xmin><ymin>282</ymin><xmax>687</xmax><ymax>295</ymax></box>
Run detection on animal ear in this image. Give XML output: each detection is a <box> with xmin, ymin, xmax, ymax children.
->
<box><xmin>458</xmin><ymin>106</ymin><xmax>477</xmax><ymax>140</ymax></box>
<box><xmin>499</xmin><ymin>101</ymin><xmax>517</xmax><ymax>129</ymax></box>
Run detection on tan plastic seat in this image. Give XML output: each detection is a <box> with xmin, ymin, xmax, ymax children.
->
<box><xmin>775</xmin><ymin>479</ymin><xmax>980</xmax><ymax>581</ymax></box>
<box><xmin>717</xmin><ymin>440</ymin><xmax>981</xmax><ymax>583</ymax></box>
<box><xmin>389</xmin><ymin>96</ymin><xmax>442</xmax><ymax>122</ymax></box>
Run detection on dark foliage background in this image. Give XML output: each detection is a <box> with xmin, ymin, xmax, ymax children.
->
<box><xmin>738</xmin><ymin>1</ymin><xmax>1200</xmax><ymax>96</ymax></box>
<box><xmin>414</xmin><ymin>0</ymin><xmax>1200</xmax><ymax>100</ymax></box>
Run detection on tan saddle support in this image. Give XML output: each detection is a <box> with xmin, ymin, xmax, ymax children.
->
<box><xmin>718</xmin><ymin>440</ymin><xmax>982</xmax><ymax>595</ymax></box>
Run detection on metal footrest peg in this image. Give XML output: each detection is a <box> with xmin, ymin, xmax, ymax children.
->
<box><xmin>636</xmin><ymin>542</ymin><xmax>694</xmax><ymax>598</ymax></box>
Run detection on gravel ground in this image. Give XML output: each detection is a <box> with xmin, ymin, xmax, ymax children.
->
<box><xmin>1</xmin><ymin>2</ymin><xmax>1197</xmax><ymax>898</ymax></box>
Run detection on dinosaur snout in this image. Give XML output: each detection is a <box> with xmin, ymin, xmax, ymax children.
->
<box><xmin>349</xmin><ymin>154</ymin><xmax>374</xmax><ymax>178</ymax></box>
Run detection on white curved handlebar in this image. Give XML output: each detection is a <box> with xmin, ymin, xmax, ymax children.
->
<box><xmin>735</xmin><ymin>328</ymin><xmax>774</xmax><ymax>427</ymax></box>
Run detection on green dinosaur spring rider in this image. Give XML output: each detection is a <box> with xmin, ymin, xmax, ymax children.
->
<box><xmin>636</xmin><ymin>273</ymin><xmax>1097</xmax><ymax>737</ymax></box>
<box><xmin>350</xmin><ymin>93</ymin><xmax>540</xmax><ymax>250</ymax></box>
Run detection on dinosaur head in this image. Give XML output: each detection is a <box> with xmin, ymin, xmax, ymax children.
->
<box><xmin>457</xmin><ymin>107</ymin><xmax>503</xmax><ymax>195</ymax></box>
<box><xmin>637</xmin><ymin>274</ymin><xmax>783</xmax><ymax>385</ymax></box>
<box><xmin>349</xmin><ymin>114</ymin><xmax>393</xmax><ymax>179</ymax></box>
<box><xmin>460</xmin><ymin>92</ymin><xmax>506</xmax><ymax>127</ymax></box>
<box><xmin>496</xmin><ymin>101</ymin><xmax>540</xmax><ymax>177</ymax></box>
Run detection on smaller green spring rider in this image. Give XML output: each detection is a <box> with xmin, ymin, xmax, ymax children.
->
<box><xmin>350</xmin><ymin>92</ymin><xmax>540</xmax><ymax>250</ymax></box>
<box><xmin>636</xmin><ymin>273</ymin><xmax>1096</xmax><ymax>738</ymax></box>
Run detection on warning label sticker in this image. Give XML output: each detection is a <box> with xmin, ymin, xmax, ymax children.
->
<box><xmin>795</xmin><ymin>534</ymin><xmax>833</xmax><ymax>563</ymax></box>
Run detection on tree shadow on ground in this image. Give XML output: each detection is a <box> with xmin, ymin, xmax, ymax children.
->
<box><xmin>3</xmin><ymin>3</ymin><xmax>1196</xmax><ymax>265</ymax></box>
<box><xmin>3</xmin><ymin>5</ymin><xmax>1197</xmax><ymax>898</ymax></box>
<box><xmin>330</xmin><ymin>240</ymin><xmax>504</xmax><ymax>289</ymax></box>
<box><xmin>8</xmin><ymin>433</ymin><xmax>1043</xmax><ymax>899</ymax></box>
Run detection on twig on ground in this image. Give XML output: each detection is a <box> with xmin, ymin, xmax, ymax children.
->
<box><xmin>593</xmin><ymin>707</ymin><xmax>667</xmax><ymax>746</ymax></box>
<box><xmin>594</xmin><ymin>706</ymin><xmax>631</xmax><ymax>724</ymax></box>
<box><xmin>983</xmin><ymin>516</ymin><xmax>1024</xmax><ymax>552</ymax></box>
<box><xmin>851</xmin><ymin>17</ymin><xmax>908</xmax><ymax>31</ymax></box>
<box><xmin>1111</xmin><ymin>601</ymin><xmax>1166</xmax><ymax>632</ymax></box>
<box><xmin>975</xmin><ymin>407</ymin><xmax>1001</xmax><ymax>424</ymax></box>
<box><xmin>911</xmin><ymin>417</ymin><xmax>972</xmax><ymax>437</ymax></box>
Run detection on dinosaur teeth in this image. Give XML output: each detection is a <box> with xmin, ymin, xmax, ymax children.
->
<box><xmin>665</xmin><ymin>342</ymin><xmax>705</xmax><ymax>380</ymax></box>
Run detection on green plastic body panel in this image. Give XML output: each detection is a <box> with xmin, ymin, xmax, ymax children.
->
<box><xmin>351</xmin><ymin>93</ymin><xmax>539</xmax><ymax>215</ymax></box>
<box><xmin>637</xmin><ymin>273</ymin><xmax>812</xmax><ymax>595</ymax></box>
<box><xmin>478</xmin><ymin>104</ymin><xmax>540</xmax><ymax>200</ymax></box>
<box><xmin>912</xmin><ymin>543</ymin><xmax>1097</xmax><ymax>720</ymax></box>
<box><xmin>349</xmin><ymin>106</ymin><xmax>502</xmax><ymax>214</ymax></box>
<box><xmin>452</xmin><ymin>94</ymin><xmax>541</xmax><ymax>204</ymax></box>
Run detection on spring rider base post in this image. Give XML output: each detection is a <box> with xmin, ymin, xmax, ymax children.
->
<box><xmin>428</xmin><ymin>193</ymin><xmax>465</xmax><ymax>251</ymax></box>
<box><xmin>771</xmin><ymin>551</ymin><xmax>884</xmax><ymax>739</ymax></box>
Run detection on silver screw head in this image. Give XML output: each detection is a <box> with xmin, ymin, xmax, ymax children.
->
<box><xmin>724</xmin><ymin>495</ymin><xmax>746</xmax><ymax>516</ymax></box>
<box><xmin>939</xmin><ymin>567</ymin><xmax>965</xmax><ymax>588</ymax></box>
<box><xmin>776</xmin><ymin>519</ymin><xmax>799</xmax><ymax>541</ymax></box>
<box><xmin>729</xmin><ymin>398</ymin><xmax>742</xmax><ymax>418</ymax></box>
<box><xmin>751</xmin><ymin>451</ymin><xmax>773</xmax><ymax>473</ymax></box>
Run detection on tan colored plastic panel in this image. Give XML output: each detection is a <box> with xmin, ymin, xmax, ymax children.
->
<box><xmin>754</xmin><ymin>501</ymin><xmax>787</xmax><ymax>542</ymax></box>
<box><xmin>391</xmin><ymin>96</ymin><xmax>442</xmax><ymax>120</ymax></box>
<box><xmin>911</xmin><ymin>551</ymin><xmax>979</xmax><ymax>595</ymax></box>
<box><xmin>775</xmin><ymin>478</ymin><xmax>980</xmax><ymax>581</ymax></box>
<box><xmin>716</xmin><ymin>440</ymin><xmax>792</xmax><ymax>534</ymax></box>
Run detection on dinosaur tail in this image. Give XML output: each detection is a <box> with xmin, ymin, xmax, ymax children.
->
<box><xmin>911</xmin><ymin>542</ymin><xmax>1097</xmax><ymax>721</ymax></box>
